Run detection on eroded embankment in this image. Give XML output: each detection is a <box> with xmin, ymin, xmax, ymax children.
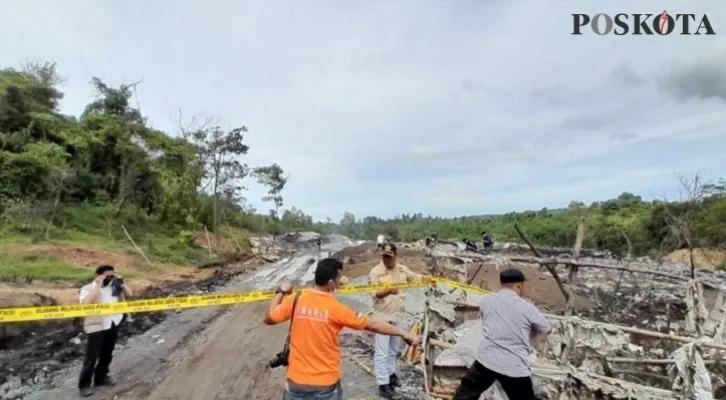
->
<box><xmin>0</xmin><ymin>263</ymin><xmax>259</xmax><ymax>399</ymax></box>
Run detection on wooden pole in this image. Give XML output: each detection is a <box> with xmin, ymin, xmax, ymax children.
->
<box><xmin>121</xmin><ymin>225</ymin><xmax>152</xmax><ymax>267</ymax></box>
<box><xmin>545</xmin><ymin>314</ymin><xmax>726</xmax><ymax>352</ymax></box>
<box><xmin>508</xmin><ymin>256</ymin><xmax>690</xmax><ymax>281</ymax></box>
<box><xmin>204</xmin><ymin>225</ymin><xmax>213</xmax><ymax>259</ymax></box>
<box><xmin>566</xmin><ymin>217</ymin><xmax>586</xmax><ymax>315</ymax></box>
<box><xmin>513</xmin><ymin>224</ymin><xmax>570</xmax><ymax>302</ymax></box>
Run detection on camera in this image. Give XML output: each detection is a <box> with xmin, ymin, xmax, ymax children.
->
<box><xmin>111</xmin><ymin>277</ymin><xmax>125</xmax><ymax>297</ymax></box>
<box><xmin>268</xmin><ymin>348</ymin><xmax>289</xmax><ymax>369</ymax></box>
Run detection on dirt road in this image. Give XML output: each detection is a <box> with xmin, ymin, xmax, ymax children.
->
<box><xmin>25</xmin><ymin>238</ymin><xmax>389</xmax><ymax>400</ymax></box>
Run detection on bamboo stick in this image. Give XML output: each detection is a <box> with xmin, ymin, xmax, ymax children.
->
<box><xmin>607</xmin><ymin>357</ymin><xmax>718</xmax><ymax>365</ymax></box>
<box><xmin>544</xmin><ymin>314</ymin><xmax>726</xmax><ymax>351</ymax></box>
<box><xmin>508</xmin><ymin>256</ymin><xmax>691</xmax><ymax>282</ymax></box>
<box><xmin>428</xmin><ymin>390</ymin><xmax>453</xmax><ymax>400</ymax></box>
<box><xmin>430</xmin><ymin>338</ymin><xmax>453</xmax><ymax>349</ymax></box>
<box><xmin>513</xmin><ymin>224</ymin><xmax>570</xmax><ymax>302</ymax></box>
<box><xmin>421</xmin><ymin>298</ymin><xmax>431</xmax><ymax>395</ymax></box>
<box><xmin>121</xmin><ymin>225</ymin><xmax>153</xmax><ymax>267</ymax></box>
<box><xmin>347</xmin><ymin>356</ymin><xmax>375</xmax><ymax>377</ymax></box>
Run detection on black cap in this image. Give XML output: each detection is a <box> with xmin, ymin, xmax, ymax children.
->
<box><xmin>499</xmin><ymin>268</ymin><xmax>525</xmax><ymax>284</ymax></box>
<box><xmin>381</xmin><ymin>243</ymin><xmax>397</xmax><ymax>256</ymax></box>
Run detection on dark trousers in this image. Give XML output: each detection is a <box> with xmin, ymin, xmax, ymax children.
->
<box><xmin>453</xmin><ymin>361</ymin><xmax>535</xmax><ymax>400</ymax></box>
<box><xmin>284</xmin><ymin>381</ymin><xmax>342</xmax><ymax>400</ymax></box>
<box><xmin>78</xmin><ymin>322</ymin><xmax>120</xmax><ymax>388</ymax></box>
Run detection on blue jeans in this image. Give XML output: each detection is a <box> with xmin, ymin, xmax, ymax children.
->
<box><xmin>284</xmin><ymin>381</ymin><xmax>342</xmax><ymax>400</ymax></box>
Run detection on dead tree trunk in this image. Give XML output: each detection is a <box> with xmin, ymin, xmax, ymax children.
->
<box><xmin>566</xmin><ymin>217</ymin><xmax>585</xmax><ymax>315</ymax></box>
<box><xmin>513</xmin><ymin>224</ymin><xmax>570</xmax><ymax>303</ymax></box>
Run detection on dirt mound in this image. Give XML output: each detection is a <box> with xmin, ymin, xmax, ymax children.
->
<box><xmin>336</xmin><ymin>244</ymin><xmax>433</xmax><ymax>280</ymax></box>
<box><xmin>193</xmin><ymin>231</ymin><xmax>237</xmax><ymax>253</ymax></box>
<box><xmin>332</xmin><ymin>242</ymin><xmax>378</xmax><ymax>259</ymax></box>
<box><xmin>0</xmin><ymin>244</ymin><xmax>233</xmax><ymax>300</ymax></box>
<box><xmin>467</xmin><ymin>263</ymin><xmax>594</xmax><ymax>311</ymax></box>
<box><xmin>4</xmin><ymin>244</ymin><xmax>135</xmax><ymax>270</ymax></box>
<box><xmin>664</xmin><ymin>248</ymin><xmax>726</xmax><ymax>270</ymax></box>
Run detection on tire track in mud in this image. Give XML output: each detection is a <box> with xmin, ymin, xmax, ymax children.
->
<box><xmin>25</xmin><ymin>239</ymin><xmax>373</xmax><ymax>400</ymax></box>
<box><xmin>130</xmin><ymin>302</ymin><xmax>287</xmax><ymax>400</ymax></box>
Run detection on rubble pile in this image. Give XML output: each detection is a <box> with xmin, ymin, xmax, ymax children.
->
<box><xmin>418</xmin><ymin>241</ymin><xmax>726</xmax><ymax>400</ymax></box>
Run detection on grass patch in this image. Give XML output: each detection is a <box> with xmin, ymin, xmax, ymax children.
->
<box><xmin>0</xmin><ymin>202</ymin><xmax>252</xmax><ymax>267</ymax></box>
<box><xmin>0</xmin><ymin>253</ymin><xmax>93</xmax><ymax>284</ymax></box>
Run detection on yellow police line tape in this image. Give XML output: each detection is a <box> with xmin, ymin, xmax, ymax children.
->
<box><xmin>0</xmin><ymin>278</ymin><xmax>489</xmax><ymax>323</ymax></box>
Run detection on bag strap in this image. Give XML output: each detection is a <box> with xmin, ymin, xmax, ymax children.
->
<box><xmin>284</xmin><ymin>292</ymin><xmax>301</xmax><ymax>347</ymax></box>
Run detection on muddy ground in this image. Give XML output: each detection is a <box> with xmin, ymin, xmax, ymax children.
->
<box><xmin>5</xmin><ymin>236</ymin><xmax>715</xmax><ymax>400</ymax></box>
<box><xmin>14</xmin><ymin>236</ymin><xmax>420</xmax><ymax>400</ymax></box>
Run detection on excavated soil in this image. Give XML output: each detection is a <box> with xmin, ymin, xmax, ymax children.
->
<box><xmin>466</xmin><ymin>262</ymin><xmax>595</xmax><ymax>311</ymax></box>
<box><xmin>335</xmin><ymin>243</ymin><xmax>436</xmax><ymax>279</ymax></box>
<box><xmin>20</xmin><ymin>238</ymin><xmax>673</xmax><ymax>400</ymax></box>
<box><xmin>119</xmin><ymin>302</ymin><xmax>288</xmax><ymax>400</ymax></box>
<box><xmin>664</xmin><ymin>248</ymin><xmax>726</xmax><ymax>270</ymax></box>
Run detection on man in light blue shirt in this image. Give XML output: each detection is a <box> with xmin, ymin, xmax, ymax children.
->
<box><xmin>453</xmin><ymin>268</ymin><xmax>551</xmax><ymax>400</ymax></box>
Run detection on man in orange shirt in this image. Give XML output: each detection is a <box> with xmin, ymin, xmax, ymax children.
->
<box><xmin>264</xmin><ymin>258</ymin><xmax>420</xmax><ymax>400</ymax></box>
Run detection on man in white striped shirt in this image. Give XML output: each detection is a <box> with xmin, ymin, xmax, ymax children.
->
<box><xmin>453</xmin><ymin>268</ymin><xmax>551</xmax><ymax>400</ymax></box>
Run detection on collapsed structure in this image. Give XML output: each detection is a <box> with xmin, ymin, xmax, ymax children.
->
<box><xmin>408</xmin><ymin>239</ymin><xmax>726</xmax><ymax>400</ymax></box>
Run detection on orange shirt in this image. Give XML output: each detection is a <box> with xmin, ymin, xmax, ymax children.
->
<box><xmin>268</xmin><ymin>290</ymin><xmax>369</xmax><ymax>387</ymax></box>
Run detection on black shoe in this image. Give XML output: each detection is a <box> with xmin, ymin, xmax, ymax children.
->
<box><xmin>79</xmin><ymin>387</ymin><xmax>94</xmax><ymax>397</ymax></box>
<box><xmin>94</xmin><ymin>377</ymin><xmax>116</xmax><ymax>387</ymax></box>
<box><xmin>389</xmin><ymin>373</ymin><xmax>402</xmax><ymax>388</ymax></box>
<box><xmin>378</xmin><ymin>384</ymin><xmax>399</xmax><ymax>399</ymax></box>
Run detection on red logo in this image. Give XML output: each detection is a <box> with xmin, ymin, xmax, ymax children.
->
<box><xmin>659</xmin><ymin>10</ymin><xmax>669</xmax><ymax>34</ymax></box>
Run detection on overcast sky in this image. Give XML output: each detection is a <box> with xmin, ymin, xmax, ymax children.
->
<box><xmin>3</xmin><ymin>1</ymin><xmax>726</xmax><ymax>221</ymax></box>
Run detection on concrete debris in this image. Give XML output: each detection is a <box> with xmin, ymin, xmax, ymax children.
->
<box><xmin>670</xmin><ymin>341</ymin><xmax>714</xmax><ymax>400</ymax></box>
<box><xmin>543</xmin><ymin>318</ymin><xmax>637</xmax><ymax>369</ymax></box>
<box><xmin>419</xmin><ymin>240</ymin><xmax>726</xmax><ymax>399</ymax></box>
<box><xmin>705</xmin><ymin>290</ymin><xmax>726</xmax><ymax>338</ymax></box>
<box><xmin>685</xmin><ymin>280</ymin><xmax>710</xmax><ymax>335</ymax></box>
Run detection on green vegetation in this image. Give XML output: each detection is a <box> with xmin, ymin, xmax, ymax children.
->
<box><xmin>0</xmin><ymin>253</ymin><xmax>93</xmax><ymax>284</ymax></box>
<box><xmin>329</xmin><ymin>183</ymin><xmax>726</xmax><ymax>258</ymax></box>
<box><xmin>0</xmin><ymin>60</ymin><xmax>723</xmax><ymax>285</ymax></box>
<box><xmin>0</xmin><ymin>61</ymin><xmax>294</xmax><ymax>274</ymax></box>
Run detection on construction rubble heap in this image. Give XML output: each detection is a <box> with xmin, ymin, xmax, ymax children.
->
<box><xmin>395</xmin><ymin>239</ymin><xmax>726</xmax><ymax>400</ymax></box>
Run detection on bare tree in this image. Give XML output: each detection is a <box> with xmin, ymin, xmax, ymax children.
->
<box><xmin>186</xmin><ymin>122</ymin><xmax>250</xmax><ymax>233</ymax></box>
<box><xmin>663</xmin><ymin>174</ymin><xmax>707</xmax><ymax>279</ymax></box>
<box><xmin>44</xmin><ymin>171</ymin><xmax>73</xmax><ymax>240</ymax></box>
<box><xmin>253</xmin><ymin>163</ymin><xmax>287</xmax><ymax>236</ymax></box>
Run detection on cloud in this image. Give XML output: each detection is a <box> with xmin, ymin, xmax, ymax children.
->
<box><xmin>658</xmin><ymin>43</ymin><xmax>726</xmax><ymax>101</ymax></box>
<box><xmin>2</xmin><ymin>0</ymin><xmax>726</xmax><ymax>221</ymax></box>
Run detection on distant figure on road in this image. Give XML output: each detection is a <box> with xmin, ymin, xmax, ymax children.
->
<box><xmin>368</xmin><ymin>243</ymin><xmax>432</xmax><ymax>399</ymax></box>
<box><xmin>376</xmin><ymin>234</ymin><xmax>386</xmax><ymax>250</ymax></box>
<box><xmin>462</xmin><ymin>238</ymin><xmax>478</xmax><ymax>252</ymax></box>
<box><xmin>78</xmin><ymin>265</ymin><xmax>132</xmax><ymax>397</ymax></box>
<box><xmin>452</xmin><ymin>268</ymin><xmax>551</xmax><ymax>400</ymax></box>
<box><xmin>481</xmin><ymin>231</ymin><xmax>493</xmax><ymax>254</ymax></box>
<box><xmin>264</xmin><ymin>258</ymin><xmax>419</xmax><ymax>400</ymax></box>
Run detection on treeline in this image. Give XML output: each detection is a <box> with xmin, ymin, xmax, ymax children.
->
<box><xmin>1</xmin><ymin>61</ymin><xmax>724</xmax><ymax>261</ymax></box>
<box><xmin>0</xmin><ymin>61</ymin><xmax>296</xmax><ymax>249</ymax></box>
<box><xmin>328</xmin><ymin>185</ymin><xmax>726</xmax><ymax>258</ymax></box>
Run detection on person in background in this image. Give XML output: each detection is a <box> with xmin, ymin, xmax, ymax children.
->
<box><xmin>462</xmin><ymin>238</ymin><xmax>478</xmax><ymax>252</ymax></box>
<box><xmin>376</xmin><ymin>234</ymin><xmax>386</xmax><ymax>250</ymax></box>
<box><xmin>264</xmin><ymin>258</ymin><xmax>420</xmax><ymax>400</ymax></box>
<box><xmin>452</xmin><ymin>268</ymin><xmax>550</xmax><ymax>400</ymax></box>
<box><xmin>368</xmin><ymin>243</ymin><xmax>432</xmax><ymax>399</ymax></box>
<box><xmin>78</xmin><ymin>265</ymin><xmax>132</xmax><ymax>397</ymax></box>
<box><xmin>481</xmin><ymin>231</ymin><xmax>493</xmax><ymax>254</ymax></box>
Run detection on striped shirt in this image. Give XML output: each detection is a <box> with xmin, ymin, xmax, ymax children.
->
<box><xmin>476</xmin><ymin>288</ymin><xmax>551</xmax><ymax>377</ymax></box>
